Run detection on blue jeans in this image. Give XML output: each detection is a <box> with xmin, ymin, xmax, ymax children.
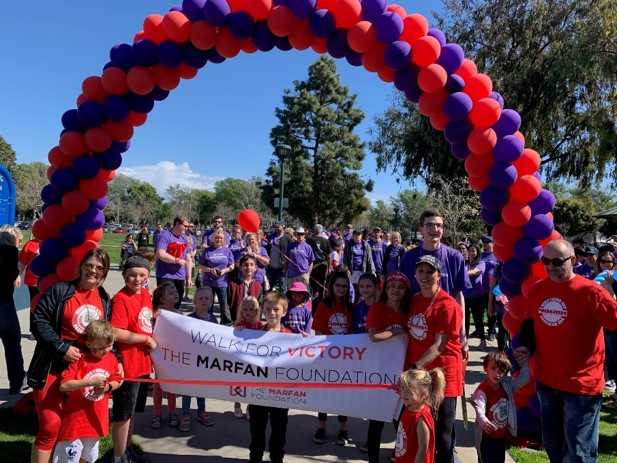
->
<box><xmin>181</xmin><ymin>396</ymin><xmax>205</xmax><ymax>415</ymax></box>
<box><xmin>0</xmin><ymin>301</ymin><xmax>25</xmax><ymax>392</ymax></box>
<box><xmin>536</xmin><ymin>382</ymin><xmax>602</xmax><ymax>462</ymax></box>
<box><xmin>208</xmin><ymin>286</ymin><xmax>231</xmax><ymax>325</ymax></box>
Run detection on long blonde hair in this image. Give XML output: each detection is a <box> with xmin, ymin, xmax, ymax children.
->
<box><xmin>235</xmin><ymin>296</ymin><xmax>261</xmax><ymax>325</ymax></box>
<box><xmin>398</xmin><ymin>367</ymin><xmax>445</xmax><ymax>409</ymax></box>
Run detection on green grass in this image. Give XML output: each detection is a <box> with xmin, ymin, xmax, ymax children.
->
<box><xmin>508</xmin><ymin>400</ymin><xmax>617</xmax><ymax>462</ymax></box>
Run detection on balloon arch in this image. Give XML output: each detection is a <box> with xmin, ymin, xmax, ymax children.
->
<box><xmin>34</xmin><ymin>0</ymin><xmax>557</xmax><ymax>323</ymax></box>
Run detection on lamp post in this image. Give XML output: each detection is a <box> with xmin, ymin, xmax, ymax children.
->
<box><xmin>275</xmin><ymin>143</ymin><xmax>291</xmax><ymax>222</ymax></box>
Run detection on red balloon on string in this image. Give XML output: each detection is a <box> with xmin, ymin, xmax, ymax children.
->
<box><xmin>238</xmin><ymin>209</ymin><xmax>260</xmax><ymax>233</ymax></box>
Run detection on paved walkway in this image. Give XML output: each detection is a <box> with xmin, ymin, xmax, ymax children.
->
<box><xmin>0</xmin><ymin>269</ymin><xmax>514</xmax><ymax>463</ymax></box>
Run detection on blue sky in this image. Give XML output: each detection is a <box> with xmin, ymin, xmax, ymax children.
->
<box><xmin>0</xmin><ymin>0</ymin><xmax>438</xmax><ymax>203</ymax></box>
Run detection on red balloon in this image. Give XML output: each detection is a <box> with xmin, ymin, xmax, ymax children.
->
<box><xmin>501</xmin><ymin>310</ymin><xmax>522</xmax><ymax>336</ymax></box>
<box><xmin>161</xmin><ymin>11</ymin><xmax>192</xmax><ymax>43</ymax></box>
<box><xmin>502</xmin><ymin>200</ymin><xmax>532</xmax><ymax>227</ymax></box>
<box><xmin>191</xmin><ymin>20</ymin><xmax>218</xmax><ymax>50</ymax></box>
<box><xmin>455</xmin><ymin>58</ymin><xmax>477</xmax><ymax>80</ymax></box>
<box><xmin>238</xmin><ymin>209</ymin><xmax>260</xmax><ymax>233</ymax></box>
<box><xmin>464</xmin><ymin>152</ymin><xmax>494</xmax><ymax>177</ymax></box>
<box><xmin>30</xmin><ymin>293</ymin><xmax>43</xmax><ymax>312</ymax></box>
<box><xmin>539</xmin><ymin>229</ymin><xmax>561</xmax><ymax>247</ymax></box>
<box><xmin>289</xmin><ymin>20</ymin><xmax>313</xmax><ymax>50</ymax></box>
<box><xmin>32</xmin><ymin>219</ymin><xmax>59</xmax><ymax>241</ymax></box>
<box><xmin>86</xmin><ymin>229</ymin><xmax>104</xmax><ymax>242</ymax></box>
<box><xmin>85</xmin><ymin>127</ymin><xmax>113</xmax><ymax>153</ymax></box>
<box><xmin>57</xmin><ymin>256</ymin><xmax>80</xmax><ymax>282</ymax></box>
<box><xmin>332</xmin><ymin>0</ymin><xmax>362</xmax><ymax>29</ymax></box>
<box><xmin>62</xmin><ymin>190</ymin><xmax>90</xmax><ymax>216</ymax></box>
<box><xmin>228</xmin><ymin>0</ymin><xmax>244</xmax><ymax>12</ymax></box>
<box><xmin>467</xmin><ymin>127</ymin><xmax>497</xmax><ymax>155</ymax></box>
<box><xmin>317</xmin><ymin>0</ymin><xmax>337</xmax><ymax>8</ymax></box>
<box><xmin>127</xmin><ymin>66</ymin><xmax>156</xmax><ymax>95</ymax></box>
<box><xmin>418</xmin><ymin>63</ymin><xmax>447</xmax><ymax>93</ymax></box>
<box><xmin>508</xmin><ymin>295</ymin><xmax>527</xmax><ymax>321</ymax></box>
<box><xmin>530</xmin><ymin>258</ymin><xmax>548</xmax><ymax>279</ymax></box>
<box><xmin>101</xmin><ymin>67</ymin><xmax>129</xmax><ymax>96</ymax></box>
<box><xmin>411</xmin><ymin>35</ymin><xmax>441</xmax><ymax>67</ymax></box>
<box><xmin>98</xmin><ymin>169</ymin><xmax>116</xmax><ymax>182</ymax></box>
<box><xmin>47</xmin><ymin>166</ymin><xmax>57</xmax><ymax>181</ymax></box>
<box><xmin>216</xmin><ymin>28</ymin><xmax>242</xmax><ymax>58</ymax></box>
<box><xmin>268</xmin><ymin>6</ymin><xmax>295</xmax><ymax>37</ymax></box>
<box><xmin>70</xmin><ymin>240</ymin><xmax>99</xmax><ymax>261</ymax></box>
<box><xmin>401</xmin><ymin>14</ymin><xmax>429</xmax><ymax>45</ymax></box>
<box><xmin>463</xmin><ymin>74</ymin><xmax>493</xmax><ymax>101</ymax></box>
<box><xmin>43</xmin><ymin>205</ymin><xmax>73</xmax><ymax>229</ymax></box>
<box><xmin>128</xmin><ymin>111</ymin><xmax>148</xmax><ymax>127</ymax></box>
<box><xmin>510</xmin><ymin>175</ymin><xmax>542</xmax><ymax>202</ymax></box>
<box><xmin>513</xmin><ymin>131</ymin><xmax>525</xmax><ymax>146</ymax></box>
<box><xmin>493</xmin><ymin>243</ymin><xmax>514</xmax><ymax>262</ymax></box>
<box><xmin>246</xmin><ymin>0</ymin><xmax>273</xmax><ymax>21</ymax></box>
<box><xmin>48</xmin><ymin>146</ymin><xmax>73</xmax><ymax>168</ymax></box>
<box><xmin>429</xmin><ymin>112</ymin><xmax>448</xmax><ymax>131</ymax></box>
<box><xmin>492</xmin><ymin>222</ymin><xmax>523</xmax><ymax>248</ymax></box>
<box><xmin>467</xmin><ymin>175</ymin><xmax>490</xmax><ymax>192</ymax></box>
<box><xmin>469</xmin><ymin>98</ymin><xmax>502</xmax><ymax>128</ymax></box>
<box><xmin>417</xmin><ymin>89</ymin><xmax>448</xmax><ymax>117</ymax></box>
<box><xmin>347</xmin><ymin>21</ymin><xmax>376</xmax><ymax>53</ymax></box>
<box><xmin>38</xmin><ymin>275</ymin><xmax>61</xmax><ymax>295</ymax></box>
<box><xmin>514</xmin><ymin>148</ymin><xmax>541</xmax><ymax>176</ymax></box>
<box><xmin>82</xmin><ymin>76</ymin><xmax>107</xmax><ymax>103</ymax></box>
<box><xmin>241</xmin><ymin>39</ymin><xmax>258</xmax><ymax>54</ymax></box>
<box><xmin>362</xmin><ymin>42</ymin><xmax>387</xmax><ymax>72</ymax></box>
<box><xmin>387</xmin><ymin>4</ymin><xmax>407</xmax><ymax>19</ymax></box>
<box><xmin>103</xmin><ymin>119</ymin><xmax>134</xmax><ymax>143</ymax></box>
<box><xmin>311</xmin><ymin>37</ymin><xmax>328</xmax><ymax>54</ymax></box>
<box><xmin>80</xmin><ymin>178</ymin><xmax>109</xmax><ymax>200</ymax></box>
<box><xmin>143</xmin><ymin>14</ymin><xmax>166</xmax><ymax>44</ymax></box>
<box><xmin>177</xmin><ymin>63</ymin><xmax>199</xmax><ymax>80</ymax></box>
<box><xmin>377</xmin><ymin>66</ymin><xmax>395</xmax><ymax>83</ymax></box>
<box><xmin>59</xmin><ymin>131</ymin><xmax>88</xmax><ymax>158</ymax></box>
<box><xmin>521</xmin><ymin>275</ymin><xmax>542</xmax><ymax>297</ymax></box>
<box><xmin>153</xmin><ymin>64</ymin><xmax>181</xmax><ymax>91</ymax></box>
<box><xmin>134</xmin><ymin>31</ymin><xmax>147</xmax><ymax>42</ymax></box>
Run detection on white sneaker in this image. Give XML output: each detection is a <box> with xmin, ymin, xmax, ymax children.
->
<box><xmin>604</xmin><ymin>380</ymin><xmax>616</xmax><ymax>393</ymax></box>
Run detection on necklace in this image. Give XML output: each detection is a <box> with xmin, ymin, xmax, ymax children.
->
<box><xmin>420</xmin><ymin>287</ymin><xmax>440</xmax><ymax>317</ymax></box>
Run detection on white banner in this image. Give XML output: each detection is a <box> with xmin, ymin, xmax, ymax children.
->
<box><xmin>151</xmin><ymin>311</ymin><xmax>406</xmax><ymax>421</ymax></box>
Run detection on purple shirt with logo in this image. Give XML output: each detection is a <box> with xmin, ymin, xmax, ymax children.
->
<box><xmin>481</xmin><ymin>252</ymin><xmax>498</xmax><ymax>292</ymax></box>
<box><xmin>229</xmin><ymin>239</ymin><xmax>246</xmax><ymax>263</ymax></box>
<box><xmin>351</xmin><ymin>242</ymin><xmax>365</xmax><ymax>271</ymax></box>
<box><xmin>155</xmin><ymin>230</ymin><xmax>188</xmax><ymax>280</ymax></box>
<box><xmin>285</xmin><ymin>242</ymin><xmax>315</xmax><ymax>278</ymax></box>
<box><xmin>369</xmin><ymin>239</ymin><xmax>387</xmax><ymax>273</ymax></box>
<box><xmin>199</xmin><ymin>246</ymin><xmax>234</xmax><ymax>288</ymax></box>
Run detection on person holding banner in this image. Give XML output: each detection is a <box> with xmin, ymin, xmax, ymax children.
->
<box><xmin>407</xmin><ymin>255</ymin><xmax>463</xmax><ymax>463</ymax></box>
<box><xmin>312</xmin><ymin>270</ymin><xmax>354</xmax><ymax>446</ymax></box>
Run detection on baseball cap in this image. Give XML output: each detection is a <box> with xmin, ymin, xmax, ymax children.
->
<box><xmin>274</xmin><ymin>220</ymin><xmax>285</xmax><ymax>227</ymax></box>
<box><xmin>415</xmin><ymin>255</ymin><xmax>441</xmax><ymax>272</ymax></box>
<box><xmin>345</xmin><ymin>224</ymin><xmax>353</xmax><ymax>229</ymax></box>
<box><xmin>373</xmin><ymin>227</ymin><xmax>382</xmax><ymax>232</ymax></box>
<box><xmin>295</xmin><ymin>227</ymin><xmax>306</xmax><ymax>234</ymax></box>
<box><xmin>585</xmin><ymin>246</ymin><xmax>599</xmax><ymax>255</ymax></box>
<box><xmin>352</xmin><ymin>229</ymin><xmax>362</xmax><ymax>235</ymax></box>
<box><xmin>482</xmin><ymin>236</ymin><xmax>494</xmax><ymax>243</ymax></box>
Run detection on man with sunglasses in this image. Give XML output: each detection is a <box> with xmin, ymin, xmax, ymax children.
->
<box><xmin>574</xmin><ymin>245</ymin><xmax>598</xmax><ymax>279</ymax></box>
<box><xmin>518</xmin><ymin>239</ymin><xmax>617</xmax><ymax>462</ymax></box>
<box><xmin>202</xmin><ymin>215</ymin><xmax>231</xmax><ymax>249</ymax></box>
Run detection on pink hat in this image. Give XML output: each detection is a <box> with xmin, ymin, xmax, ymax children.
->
<box><xmin>287</xmin><ymin>282</ymin><xmax>310</xmax><ymax>299</ymax></box>
<box><xmin>385</xmin><ymin>271</ymin><xmax>410</xmax><ymax>289</ymax></box>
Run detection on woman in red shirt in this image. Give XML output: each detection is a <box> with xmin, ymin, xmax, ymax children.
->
<box><xmin>407</xmin><ymin>255</ymin><xmax>462</xmax><ymax>463</ymax></box>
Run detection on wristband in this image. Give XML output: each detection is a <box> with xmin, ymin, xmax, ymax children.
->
<box><xmin>106</xmin><ymin>384</ymin><xmax>113</xmax><ymax>394</ymax></box>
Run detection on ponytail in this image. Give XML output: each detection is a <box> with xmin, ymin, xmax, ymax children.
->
<box><xmin>427</xmin><ymin>368</ymin><xmax>445</xmax><ymax>409</ymax></box>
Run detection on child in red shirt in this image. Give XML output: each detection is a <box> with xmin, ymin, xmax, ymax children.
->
<box><xmin>395</xmin><ymin>368</ymin><xmax>445</xmax><ymax>463</ymax></box>
<box><xmin>53</xmin><ymin>320</ymin><xmax>122</xmax><ymax>463</ymax></box>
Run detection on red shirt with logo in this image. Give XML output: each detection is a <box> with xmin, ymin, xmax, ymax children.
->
<box><xmin>407</xmin><ymin>290</ymin><xmax>463</xmax><ymax>397</ymax></box>
<box><xmin>366</xmin><ymin>301</ymin><xmax>408</xmax><ymax>332</ymax></box>
<box><xmin>526</xmin><ymin>275</ymin><xmax>617</xmax><ymax>394</ymax></box>
<box><xmin>111</xmin><ymin>287</ymin><xmax>154</xmax><ymax>378</ymax></box>
<box><xmin>474</xmin><ymin>381</ymin><xmax>509</xmax><ymax>438</ymax></box>
<box><xmin>18</xmin><ymin>239</ymin><xmax>40</xmax><ymax>287</ymax></box>
<box><xmin>60</xmin><ymin>289</ymin><xmax>104</xmax><ymax>343</ymax></box>
<box><xmin>313</xmin><ymin>302</ymin><xmax>352</xmax><ymax>335</ymax></box>
<box><xmin>395</xmin><ymin>405</ymin><xmax>434</xmax><ymax>463</ymax></box>
<box><xmin>57</xmin><ymin>352</ymin><xmax>122</xmax><ymax>441</ymax></box>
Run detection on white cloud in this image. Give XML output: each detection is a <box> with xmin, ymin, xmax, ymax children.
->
<box><xmin>366</xmin><ymin>191</ymin><xmax>394</xmax><ymax>205</ymax></box>
<box><xmin>118</xmin><ymin>162</ymin><xmax>223</xmax><ymax>197</ymax></box>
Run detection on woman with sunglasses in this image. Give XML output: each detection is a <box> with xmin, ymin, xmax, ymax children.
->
<box><xmin>28</xmin><ymin>248</ymin><xmax>114</xmax><ymax>463</ymax></box>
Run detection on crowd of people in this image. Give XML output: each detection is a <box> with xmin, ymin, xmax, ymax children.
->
<box><xmin>2</xmin><ymin>210</ymin><xmax>617</xmax><ymax>463</ymax></box>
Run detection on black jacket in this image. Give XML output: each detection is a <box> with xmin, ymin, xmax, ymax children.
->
<box><xmin>27</xmin><ymin>281</ymin><xmax>112</xmax><ymax>389</ymax></box>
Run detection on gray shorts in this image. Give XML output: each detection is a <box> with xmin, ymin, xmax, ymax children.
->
<box><xmin>112</xmin><ymin>376</ymin><xmax>150</xmax><ymax>422</ymax></box>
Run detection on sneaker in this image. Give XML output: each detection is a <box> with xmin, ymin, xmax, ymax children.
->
<box><xmin>468</xmin><ymin>330</ymin><xmax>480</xmax><ymax>338</ymax></box>
<box><xmin>179</xmin><ymin>415</ymin><xmax>191</xmax><ymax>432</ymax></box>
<box><xmin>196</xmin><ymin>411</ymin><xmax>215</xmax><ymax>426</ymax></box>
<box><xmin>183</xmin><ymin>295</ymin><xmax>191</xmax><ymax>302</ymax></box>
<box><xmin>168</xmin><ymin>412</ymin><xmax>180</xmax><ymax>427</ymax></box>
<box><xmin>479</xmin><ymin>340</ymin><xmax>487</xmax><ymax>351</ymax></box>
<box><xmin>234</xmin><ymin>405</ymin><xmax>244</xmax><ymax>419</ymax></box>
<box><xmin>359</xmin><ymin>442</ymin><xmax>369</xmax><ymax>453</ymax></box>
<box><xmin>9</xmin><ymin>376</ymin><xmax>29</xmax><ymax>394</ymax></box>
<box><xmin>337</xmin><ymin>429</ymin><xmax>349</xmax><ymax>446</ymax></box>
<box><xmin>487</xmin><ymin>334</ymin><xmax>496</xmax><ymax>341</ymax></box>
<box><xmin>313</xmin><ymin>427</ymin><xmax>326</xmax><ymax>444</ymax></box>
<box><xmin>604</xmin><ymin>380</ymin><xmax>617</xmax><ymax>393</ymax></box>
<box><xmin>125</xmin><ymin>446</ymin><xmax>152</xmax><ymax>463</ymax></box>
<box><xmin>151</xmin><ymin>415</ymin><xmax>162</xmax><ymax>429</ymax></box>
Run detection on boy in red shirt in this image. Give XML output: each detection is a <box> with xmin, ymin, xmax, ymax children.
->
<box><xmin>53</xmin><ymin>320</ymin><xmax>122</xmax><ymax>463</ymax></box>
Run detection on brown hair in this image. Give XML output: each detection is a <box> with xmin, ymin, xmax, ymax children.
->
<box><xmin>79</xmin><ymin>248</ymin><xmax>111</xmax><ymax>283</ymax></box>
<box><xmin>483</xmin><ymin>350</ymin><xmax>512</xmax><ymax>372</ymax></box>
<box><xmin>262</xmin><ymin>291</ymin><xmax>288</xmax><ymax>313</ymax></box>
<box><xmin>419</xmin><ymin>210</ymin><xmax>445</xmax><ymax>227</ymax></box>
<box><xmin>86</xmin><ymin>319</ymin><xmax>116</xmax><ymax>344</ymax></box>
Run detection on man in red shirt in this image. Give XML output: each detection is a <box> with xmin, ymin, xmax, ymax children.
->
<box><xmin>519</xmin><ymin>239</ymin><xmax>617</xmax><ymax>462</ymax></box>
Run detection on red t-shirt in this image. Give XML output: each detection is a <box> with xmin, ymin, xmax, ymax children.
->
<box><xmin>236</xmin><ymin>321</ymin><xmax>265</xmax><ymax>330</ymax></box>
<box><xmin>366</xmin><ymin>301</ymin><xmax>408</xmax><ymax>332</ymax></box>
<box><xmin>60</xmin><ymin>289</ymin><xmax>104</xmax><ymax>342</ymax></box>
<box><xmin>18</xmin><ymin>239</ymin><xmax>40</xmax><ymax>287</ymax></box>
<box><xmin>395</xmin><ymin>405</ymin><xmax>435</xmax><ymax>463</ymax></box>
<box><xmin>407</xmin><ymin>290</ymin><xmax>463</xmax><ymax>397</ymax></box>
<box><xmin>313</xmin><ymin>302</ymin><xmax>352</xmax><ymax>335</ymax></box>
<box><xmin>526</xmin><ymin>275</ymin><xmax>617</xmax><ymax>394</ymax></box>
<box><xmin>111</xmin><ymin>287</ymin><xmax>154</xmax><ymax>378</ymax></box>
<box><xmin>57</xmin><ymin>352</ymin><xmax>122</xmax><ymax>441</ymax></box>
<box><xmin>476</xmin><ymin>381</ymin><xmax>509</xmax><ymax>438</ymax></box>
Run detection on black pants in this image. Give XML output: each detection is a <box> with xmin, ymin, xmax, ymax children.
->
<box><xmin>248</xmin><ymin>404</ymin><xmax>289</xmax><ymax>463</ymax></box>
<box><xmin>309</xmin><ymin>262</ymin><xmax>328</xmax><ymax>301</ymax></box>
<box><xmin>435</xmin><ymin>397</ymin><xmax>457</xmax><ymax>463</ymax></box>
<box><xmin>496</xmin><ymin>312</ymin><xmax>507</xmax><ymax>351</ymax></box>
<box><xmin>479</xmin><ymin>435</ymin><xmax>506</xmax><ymax>463</ymax></box>
<box><xmin>317</xmin><ymin>413</ymin><xmax>347</xmax><ymax>423</ymax></box>
<box><xmin>484</xmin><ymin>293</ymin><xmax>497</xmax><ymax>335</ymax></box>
<box><xmin>466</xmin><ymin>296</ymin><xmax>486</xmax><ymax>341</ymax></box>
<box><xmin>156</xmin><ymin>277</ymin><xmax>185</xmax><ymax>310</ymax></box>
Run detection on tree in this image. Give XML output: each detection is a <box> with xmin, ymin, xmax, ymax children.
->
<box><xmin>214</xmin><ymin>178</ymin><xmax>269</xmax><ymax>213</ymax></box>
<box><xmin>13</xmin><ymin>162</ymin><xmax>48</xmax><ymax>218</ymax></box>
<box><xmin>265</xmin><ymin>56</ymin><xmax>371</xmax><ymax>228</ymax></box>
<box><xmin>552</xmin><ymin>198</ymin><xmax>598</xmax><ymax>239</ymax></box>
<box><xmin>370</xmin><ymin>0</ymin><xmax>617</xmax><ymax>186</ymax></box>
<box><xmin>107</xmin><ymin>174</ymin><xmax>165</xmax><ymax>224</ymax></box>
<box><xmin>0</xmin><ymin>135</ymin><xmax>17</xmax><ymax>174</ymax></box>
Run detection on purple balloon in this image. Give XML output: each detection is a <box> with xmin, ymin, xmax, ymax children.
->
<box><xmin>444</xmin><ymin>119</ymin><xmax>473</xmax><ymax>145</ymax></box>
<box><xmin>202</xmin><ymin>0</ymin><xmax>231</xmax><ymax>26</ymax></box>
<box><xmin>183</xmin><ymin>42</ymin><xmax>209</xmax><ymax>69</ymax></box>
<box><xmin>182</xmin><ymin>0</ymin><xmax>206</xmax><ymax>21</ymax></box>
<box><xmin>489</xmin><ymin>162</ymin><xmax>518</xmax><ymax>188</ymax></box>
<box><xmin>132</xmin><ymin>39</ymin><xmax>158</xmax><ymax>67</ymax></box>
<box><xmin>40</xmin><ymin>239</ymin><xmax>68</xmax><ymax>263</ymax></box>
<box><xmin>275</xmin><ymin>36</ymin><xmax>293</xmax><ymax>51</ymax></box>
<box><xmin>60</xmin><ymin>223</ymin><xmax>87</xmax><ymax>248</ymax></box>
<box><xmin>170</xmin><ymin>5</ymin><xmax>183</xmax><ymax>12</ymax></box>
<box><xmin>446</xmin><ymin>74</ymin><xmax>465</xmax><ymax>93</ymax></box>
<box><xmin>309</xmin><ymin>9</ymin><xmax>336</xmax><ymax>39</ymax></box>
<box><xmin>384</xmin><ymin>41</ymin><xmax>412</xmax><ymax>71</ymax></box>
<box><xmin>327</xmin><ymin>29</ymin><xmax>350</xmax><ymax>59</ymax></box>
<box><xmin>481</xmin><ymin>208</ymin><xmax>503</xmax><ymax>227</ymax></box>
<box><xmin>76</xmin><ymin>206</ymin><xmax>105</xmax><ymax>230</ymax></box>
<box><xmin>514</xmin><ymin>238</ymin><xmax>542</xmax><ymax>265</ymax></box>
<box><xmin>393</xmin><ymin>65</ymin><xmax>419</xmax><ymax>92</ymax></box>
<box><xmin>102</xmin><ymin>96</ymin><xmax>130</xmax><ymax>121</ymax></box>
<box><xmin>345</xmin><ymin>49</ymin><xmax>363</xmax><ymax>67</ymax></box>
<box><xmin>489</xmin><ymin>91</ymin><xmax>504</xmax><ymax>108</ymax></box>
<box><xmin>126</xmin><ymin>93</ymin><xmax>155</xmax><ymax>113</ymax></box>
<box><xmin>493</xmin><ymin>135</ymin><xmax>524</xmax><ymax>163</ymax></box>
<box><xmin>94</xmin><ymin>149</ymin><xmax>123</xmax><ymax>171</ymax></box>
<box><xmin>150</xmin><ymin>86</ymin><xmax>170</xmax><ymax>102</ymax></box>
<box><xmin>502</xmin><ymin>258</ymin><xmax>530</xmax><ymax>284</ymax></box>
<box><xmin>158</xmin><ymin>41</ymin><xmax>184</xmax><ymax>68</ymax></box>
<box><xmin>31</xmin><ymin>255</ymin><xmax>58</xmax><ymax>279</ymax></box>
<box><xmin>492</xmin><ymin>109</ymin><xmax>522</xmax><ymax>136</ymax></box>
<box><xmin>41</xmin><ymin>184</ymin><xmax>63</xmax><ymax>205</ymax></box>
<box><xmin>436</xmin><ymin>43</ymin><xmax>464</xmax><ymax>74</ymax></box>
<box><xmin>51</xmin><ymin>169</ymin><xmax>79</xmax><ymax>193</ymax></box>
<box><xmin>532</xmin><ymin>171</ymin><xmax>542</xmax><ymax>182</ymax></box>
<box><xmin>205</xmin><ymin>48</ymin><xmax>226</xmax><ymax>64</ymax></box>
<box><xmin>405</xmin><ymin>87</ymin><xmax>423</xmax><ymax>103</ymax></box>
<box><xmin>93</xmin><ymin>196</ymin><xmax>109</xmax><ymax>210</ymax></box>
<box><xmin>450</xmin><ymin>143</ymin><xmax>470</xmax><ymax>161</ymax></box>
<box><xmin>374</xmin><ymin>11</ymin><xmax>403</xmax><ymax>44</ymax></box>
<box><xmin>288</xmin><ymin>0</ymin><xmax>316</xmax><ymax>19</ymax></box>
<box><xmin>523</xmin><ymin>214</ymin><xmax>554</xmax><ymax>241</ymax></box>
<box><xmin>427</xmin><ymin>28</ymin><xmax>446</xmax><ymax>47</ymax></box>
<box><xmin>443</xmin><ymin>92</ymin><xmax>473</xmax><ymax>121</ymax></box>
<box><xmin>112</xmin><ymin>140</ymin><xmax>130</xmax><ymax>153</ymax></box>
<box><xmin>61</xmin><ymin>109</ymin><xmax>86</xmax><ymax>133</ymax></box>
<box><xmin>479</xmin><ymin>186</ymin><xmax>510</xmax><ymax>211</ymax></box>
<box><xmin>229</xmin><ymin>11</ymin><xmax>255</xmax><ymax>40</ymax></box>
<box><xmin>362</xmin><ymin>0</ymin><xmax>387</xmax><ymax>22</ymax></box>
<box><xmin>109</xmin><ymin>43</ymin><xmax>134</xmax><ymax>71</ymax></box>
<box><xmin>253</xmin><ymin>21</ymin><xmax>277</xmax><ymax>51</ymax></box>
<box><xmin>499</xmin><ymin>278</ymin><xmax>521</xmax><ymax>298</ymax></box>
<box><xmin>77</xmin><ymin>101</ymin><xmax>106</xmax><ymax>128</ymax></box>
<box><xmin>72</xmin><ymin>155</ymin><xmax>100</xmax><ymax>180</ymax></box>
<box><xmin>529</xmin><ymin>189</ymin><xmax>555</xmax><ymax>215</ymax></box>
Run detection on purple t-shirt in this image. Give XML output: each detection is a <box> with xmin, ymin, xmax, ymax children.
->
<box><xmin>188</xmin><ymin>311</ymin><xmax>218</xmax><ymax>324</ymax></box>
<box><xmin>229</xmin><ymin>239</ymin><xmax>246</xmax><ymax>263</ymax></box>
<box><xmin>353</xmin><ymin>300</ymin><xmax>371</xmax><ymax>334</ymax></box>
<box><xmin>463</xmin><ymin>260</ymin><xmax>486</xmax><ymax>298</ymax></box>
<box><xmin>199</xmin><ymin>246</ymin><xmax>234</xmax><ymax>288</ymax></box>
<box><xmin>202</xmin><ymin>228</ymin><xmax>231</xmax><ymax>247</ymax></box>
<box><xmin>386</xmin><ymin>245</ymin><xmax>405</xmax><ymax>274</ymax></box>
<box><xmin>351</xmin><ymin>242</ymin><xmax>365</xmax><ymax>271</ymax></box>
<box><xmin>155</xmin><ymin>230</ymin><xmax>188</xmax><ymax>280</ymax></box>
<box><xmin>282</xmin><ymin>303</ymin><xmax>313</xmax><ymax>334</ymax></box>
<box><xmin>285</xmin><ymin>241</ymin><xmax>315</xmax><ymax>278</ymax></box>
<box><xmin>481</xmin><ymin>252</ymin><xmax>498</xmax><ymax>292</ymax></box>
<box><xmin>369</xmin><ymin>239</ymin><xmax>387</xmax><ymax>273</ymax></box>
<box><xmin>400</xmin><ymin>244</ymin><xmax>470</xmax><ymax>297</ymax></box>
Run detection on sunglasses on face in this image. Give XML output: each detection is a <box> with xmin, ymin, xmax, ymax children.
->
<box><xmin>540</xmin><ymin>256</ymin><xmax>573</xmax><ymax>267</ymax></box>
<box><xmin>600</xmin><ymin>259</ymin><xmax>615</xmax><ymax>264</ymax></box>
